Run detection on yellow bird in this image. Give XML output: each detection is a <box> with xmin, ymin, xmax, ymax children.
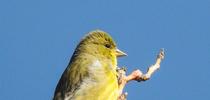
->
<box><xmin>53</xmin><ymin>30</ymin><xmax>127</xmax><ymax>100</ymax></box>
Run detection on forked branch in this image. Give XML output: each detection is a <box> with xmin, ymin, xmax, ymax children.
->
<box><xmin>117</xmin><ymin>49</ymin><xmax>165</xmax><ymax>100</ymax></box>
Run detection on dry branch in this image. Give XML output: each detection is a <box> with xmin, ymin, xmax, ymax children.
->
<box><xmin>117</xmin><ymin>49</ymin><xmax>165</xmax><ymax>100</ymax></box>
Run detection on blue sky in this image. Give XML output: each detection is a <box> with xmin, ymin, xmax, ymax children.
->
<box><xmin>0</xmin><ymin>0</ymin><xmax>210</xmax><ymax>100</ymax></box>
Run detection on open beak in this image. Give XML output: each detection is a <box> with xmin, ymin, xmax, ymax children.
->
<box><xmin>116</xmin><ymin>48</ymin><xmax>127</xmax><ymax>57</ymax></box>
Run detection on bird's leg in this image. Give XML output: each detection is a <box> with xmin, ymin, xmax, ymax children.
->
<box><xmin>117</xmin><ymin>49</ymin><xmax>165</xmax><ymax>100</ymax></box>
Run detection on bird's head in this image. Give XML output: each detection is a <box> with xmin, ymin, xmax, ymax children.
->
<box><xmin>75</xmin><ymin>30</ymin><xmax>127</xmax><ymax>62</ymax></box>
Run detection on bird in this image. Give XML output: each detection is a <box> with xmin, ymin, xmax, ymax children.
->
<box><xmin>53</xmin><ymin>30</ymin><xmax>127</xmax><ymax>100</ymax></box>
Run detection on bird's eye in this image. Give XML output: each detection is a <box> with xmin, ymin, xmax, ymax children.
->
<box><xmin>105</xmin><ymin>44</ymin><xmax>111</xmax><ymax>48</ymax></box>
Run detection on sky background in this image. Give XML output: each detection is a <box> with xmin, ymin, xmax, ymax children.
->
<box><xmin>0</xmin><ymin>0</ymin><xmax>210</xmax><ymax>100</ymax></box>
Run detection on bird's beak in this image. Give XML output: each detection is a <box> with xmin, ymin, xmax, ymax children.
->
<box><xmin>115</xmin><ymin>48</ymin><xmax>127</xmax><ymax>57</ymax></box>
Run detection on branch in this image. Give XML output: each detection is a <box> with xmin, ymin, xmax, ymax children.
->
<box><xmin>138</xmin><ymin>48</ymin><xmax>164</xmax><ymax>81</ymax></box>
<box><xmin>117</xmin><ymin>49</ymin><xmax>165</xmax><ymax>100</ymax></box>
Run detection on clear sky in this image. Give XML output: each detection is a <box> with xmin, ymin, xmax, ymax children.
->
<box><xmin>0</xmin><ymin>0</ymin><xmax>210</xmax><ymax>100</ymax></box>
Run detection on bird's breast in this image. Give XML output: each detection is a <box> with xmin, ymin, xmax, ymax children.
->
<box><xmin>71</xmin><ymin>60</ymin><xmax>119</xmax><ymax>100</ymax></box>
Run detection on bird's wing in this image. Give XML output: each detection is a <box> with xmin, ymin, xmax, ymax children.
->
<box><xmin>53</xmin><ymin>53</ymin><xmax>94</xmax><ymax>100</ymax></box>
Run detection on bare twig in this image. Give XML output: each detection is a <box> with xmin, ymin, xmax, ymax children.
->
<box><xmin>117</xmin><ymin>49</ymin><xmax>165</xmax><ymax>100</ymax></box>
<box><xmin>138</xmin><ymin>48</ymin><xmax>164</xmax><ymax>81</ymax></box>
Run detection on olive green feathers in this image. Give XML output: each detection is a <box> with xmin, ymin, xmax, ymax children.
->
<box><xmin>53</xmin><ymin>30</ymin><xmax>126</xmax><ymax>100</ymax></box>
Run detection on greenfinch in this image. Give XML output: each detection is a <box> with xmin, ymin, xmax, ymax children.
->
<box><xmin>53</xmin><ymin>30</ymin><xmax>127</xmax><ymax>100</ymax></box>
